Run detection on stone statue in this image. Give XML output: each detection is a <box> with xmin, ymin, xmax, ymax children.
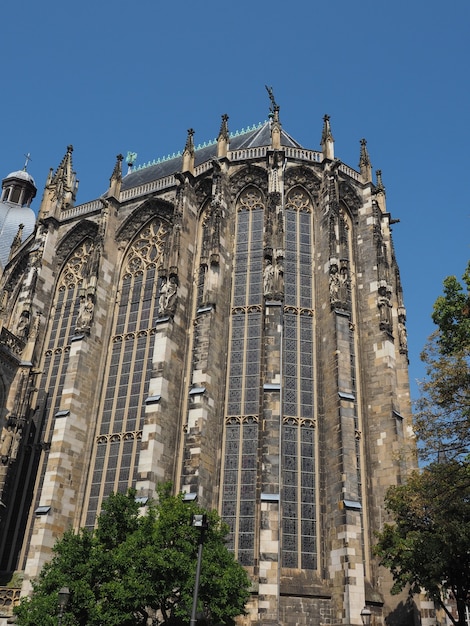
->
<box><xmin>264</xmin><ymin>260</ymin><xmax>275</xmax><ymax>296</ymax></box>
<box><xmin>158</xmin><ymin>280</ymin><xmax>168</xmax><ymax>314</ymax></box>
<box><xmin>338</xmin><ymin>263</ymin><xmax>350</xmax><ymax>308</ymax></box>
<box><xmin>76</xmin><ymin>294</ymin><xmax>95</xmax><ymax>332</ymax></box>
<box><xmin>274</xmin><ymin>258</ymin><xmax>284</xmax><ymax>295</ymax></box>
<box><xmin>10</xmin><ymin>428</ymin><xmax>22</xmax><ymax>461</ymax></box>
<box><xmin>158</xmin><ymin>277</ymin><xmax>178</xmax><ymax>315</ymax></box>
<box><xmin>398</xmin><ymin>321</ymin><xmax>407</xmax><ymax>350</ymax></box>
<box><xmin>329</xmin><ymin>265</ymin><xmax>340</xmax><ymax>302</ymax></box>
<box><xmin>16</xmin><ymin>311</ymin><xmax>31</xmax><ymax>340</ymax></box>
<box><xmin>378</xmin><ymin>284</ymin><xmax>392</xmax><ymax>331</ymax></box>
<box><xmin>1</xmin><ymin>426</ymin><xmax>13</xmax><ymax>461</ymax></box>
<box><xmin>165</xmin><ymin>277</ymin><xmax>177</xmax><ymax>312</ymax></box>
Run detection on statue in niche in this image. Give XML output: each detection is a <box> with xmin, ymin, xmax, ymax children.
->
<box><xmin>329</xmin><ymin>264</ymin><xmax>340</xmax><ymax>304</ymax></box>
<box><xmin>398</xmin><ymin>320</ymin><xmax>408</xmax><ymax>351</ymax></box>
<box><xmin>158</xmin><ymin>276</ymin><xmax>178</xmax><ymax>315</ymax></box>
<box><xmin>1</xmin><ymin>425</ymin><xmax>13</xmax><ymax>462</ymax></box>
<box><xmin>274</xmin><ymin>257</ymin><xmax>284</xmax><ymax>295</ymax></box>
<box><xmin>16</xmin><ymin>310</ymin><xmax>31</xmax><ymax>340</ymax></box>
<box><xmin>338</xmin><ymin>262</ymin><xmax>350</xmax><ymax>307</ymax></box>
<box><xmin>378</xmin><ymin>283</ymin><xmax>392</xmax><ymax>331</ymax></box>
<box><xmin>263</xmin><ymin>260</ymin><xmax>275</xmax><ymax>296</ymax></box>
<box><xmin>76</xmin><ymin>294</ymin><xmax>95</xmax><ymax>333</ymax></box>
<box><xmin>10</xmin><ymin>428</ymin><xmax>22</xmax><ymax>461</ymax></box>
<box><xmin>398</xmin><ymin>310</ymin><xmax>408</xmax><ymax>352</ymax></box>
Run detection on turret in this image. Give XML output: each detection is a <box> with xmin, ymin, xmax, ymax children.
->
<box><xmin>0</xmin><ymin>160</ymin><xmax>36</xmax><ymax>270</ymax></box>
<box><xmin>1</xmin><ymin>166</ymin><xmax>36</xmax><ymax>208</ymax></box>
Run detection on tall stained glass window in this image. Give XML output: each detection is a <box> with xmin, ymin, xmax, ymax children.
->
<box><xmin>85</xmin><ymin>219</ymin><xmax>168</xmax><ymax>526</ymax></box>
<box><xmin>282</xmin><ymin>188</ymin><xmax>317</xmax><ymax>569</ymax></box>
<box><xmin>25</xmin><ymin>239</ymin><xmax>93</xmax><ymax>555</ymax></box>
<box><xmin>222</xmin><ymin>187</ymin><xmax>264</xmax><ymax>566</ymax></box>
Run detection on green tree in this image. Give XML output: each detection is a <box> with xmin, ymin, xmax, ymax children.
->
<box><xmin>414</xmin><ymin>331</ymin><xmax>470</xmax><ymax>460</ymax></box>
<box><xmin>15</xmin><ymin>486</ymin><xmax>251</xmax><ymax>626</ymax></box>
<box><xmin>432</xmin><ymin>261</ymin><xmax>470</xmax><ymax>355</ymax></box>
<box><xmin>414</xmin><ymin>261</ymin><xmax>470</xmax><ymax>461</ymax></box>
<box><xmin>375</xmin><ymin>461</ymin><xmax>470</xmax><ymax>626</ymax></box>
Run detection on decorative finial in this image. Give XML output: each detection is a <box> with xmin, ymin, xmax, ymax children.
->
<box><xmin>109</xmin><ymin>154</ymin><xmax>123</xmax><ymax>197</ymax></box>
<box><xmin>182</xmin><ymin>129</ymin><xmax>195</xmax><ymax>174</ymax></box>
<box><xmin>359</xmin><ymin>138</ymin><xmax>372</xmax><ymax>183</ymax></box>
<box><xmin>376</xmin><ymin>169</ymin><xmax>385</xmax><ymax>193</ymax></box>
<box><xmin>321</xmin><ymin>114</ymin><xmax>334</xmax><ymax>160</ymax></box>
<box><xmin>185</xmin><ymin>128</ymin><xmax>195</xmax><ymax>152</ymax></box>
<box><xmin>217</xmin><ymin>114</ymin><xmax>230</xmax><ymax>158</ymax></box>
<box><xmin>321</xmin><ymin>115</ymin><xmax>334</xmax><ymax>143</ymax></box>
<box><xmin>359</xmin><ymin>139</ymin><xmax>370</xmax><ymax>166</ymax></box>
<box><xmin>218</xmin><ymin>114</ymin><xmax>229</xmax><ymax>140</ymax></box>
<box><xmin>23</xmin><ymin>153</ymin><xmax>32</xmax><ymax>171</ymax></box>
<box><xmin>265</xmin><ymin>85</ymin><xmax>279</xmax><ymax>117</ymax></box>
<box><xmin>126</xmin><ymin>151</ymin><xmax>137</xmax><ymax>166</ymax></box>
<box><xmin>126</xmin><ymin>151</ymin><xmax>137</xmax><ymax>174</ymax></box>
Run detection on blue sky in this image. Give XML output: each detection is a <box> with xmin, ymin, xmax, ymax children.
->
<box><xmin>2</xmin><ymin>0</ymin><xmax>469</xmax><ymax>399</ymax></box>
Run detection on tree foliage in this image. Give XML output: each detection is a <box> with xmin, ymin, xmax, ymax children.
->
<box><xmin>414</xmin><ymin>332</ymin><xmax>470</xmax><ymax>460</ymax></box>
<box><xmin>414</xmin><ymin>261</ymin><xmax>470</xmax><ymax>461</ymax></box>
<box><xmin>375</xmin><ymin>461</ymin><xmax>470</xmax><ymax>626</ymax></box>
<box><xmin>432</xmin><ymin>261</ymin><xmax>470</xmax><ymax>355</ymax></box>
<box><xmin>15</xmin><ymin>486</ymin><xmax>251</xmax><ymax>626</ymax></box>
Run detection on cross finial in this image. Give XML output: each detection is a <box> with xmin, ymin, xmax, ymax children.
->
<box><xmin>23</xmin><ymin>152</ymin><xmax>32</xmax><ymax>171</ymax></box>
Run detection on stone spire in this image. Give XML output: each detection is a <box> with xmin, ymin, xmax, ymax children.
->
<box><xmin>375</xmin><ymin>169</ymin><xmax>387</xmax><ymax>213</ymax></box>
<box><xmin>51</xmin><ymin>145</ymin><xmax>77</xmax><ymax>206</ymax></box>
<box><xmin>266</xmin><ymin>86</ymin><xmax>281</xmax><ymax>150</ymax></box>
<box><xmin>217</xmin><ymin>114</ymin><xmax>230</xmax><ymax>159</ymax></box>
<box><xmin>39</xmin><ymin>145</ymin><xmax>78</xmax><ymax>217</ymax></box>
<box><xmin>8</xmin><ymin>224</ymin><xmax>24</xmax><ymax>260</ymax></box>
<box><xmin>182</xmin><ymin>128</ymin><xmax>195</xmax><ymax>175</ymax></box>
<box><xmin>108</xmin><ymin>154</ymin><xmax>123</xmax><ymax>199</ymax></box>
<box><xmin>359</xmin><ymin>138</ymin><xmax>372</xmax><ymax>183</ymax></box>
<box><xmin>321</xmin><ymin>114</ymin><xmax>334</xmax><ymax>160</ymax></box>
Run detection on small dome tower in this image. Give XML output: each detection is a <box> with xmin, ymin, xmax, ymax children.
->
<box><xmin>0</xmin><ymin>157</ymin><xmax>37</xmax><ymax>270</ymax></box>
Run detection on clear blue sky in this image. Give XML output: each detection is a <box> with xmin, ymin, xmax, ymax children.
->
<box><xmin>2</xmin><ymin>0</ymin><xmax>469</xmax><ymax>400</ymax></box>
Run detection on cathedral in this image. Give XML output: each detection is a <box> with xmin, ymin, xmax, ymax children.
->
<box><xmin>0</xmin><ymin>97</ymin><xmax>417</xmax><ymax>625</ymax></box>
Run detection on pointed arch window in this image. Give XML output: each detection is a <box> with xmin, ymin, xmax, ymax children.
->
<box><xmin>85</xmin><ymin>219</ymin><xmax>168</xmax><ymax>527</ymax></box>
<box><xmin>282</xmin><ymin>187</ymin><xmax>317</xmax><ymax>570</ymax></box>
<box><xmin>221</xmin><ymin>186</ymin><xmax>265</xmax><ymax>565</ymax></box>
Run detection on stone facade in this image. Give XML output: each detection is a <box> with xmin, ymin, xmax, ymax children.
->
<box><xmin>0</xmin><ymin>104</ymin><xmax>417</xmax><ymax>625</ymax></box>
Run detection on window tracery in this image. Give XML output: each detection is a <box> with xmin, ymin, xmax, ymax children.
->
<box><xmin>221</xmin><ymin>187</ymin><xmax>264</xmax><ymax>565</ymax></box>
<box><xmin>85</xmin><ymin>218</ymin><xmax>167</xmax><ymax>527</ymax></box>
<box><xmin>123</xmin><ymin>221</ymin><xmax>168</xmax><ymax>277</ymax></box>
<box><xmin>282</xmin><ymin>187</ymin><xmax>317</xmax><ymax>570</ymax></box>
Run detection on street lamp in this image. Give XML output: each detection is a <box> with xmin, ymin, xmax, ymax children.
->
<box><xmin>361</xmin><ymin>606</ymin><xmax>372</xmax><ymax>626</ymax></box>
<box><xmin>57</xmin><ymin>586</ymin><xmax>70</xmax><ymax>626</ymax></box>
<box><xmin>190</xmin><ymin>513</ymin><xmax>208</xmax><ymax>626</ymax></box>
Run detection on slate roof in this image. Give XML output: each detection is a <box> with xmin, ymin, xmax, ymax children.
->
<box><xmin>121</xmin><ymin>122</ymin><xmax>303</xmax><ymax>192</ymax></box>
<box><xmin>0</xmin><ymin>201</ymin><xmax>35</xmax><ymax>270</ymax></box>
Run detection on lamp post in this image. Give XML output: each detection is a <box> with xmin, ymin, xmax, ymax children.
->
<box><xmin>57</xmin><ymin>586</ymin><xmax>70</xmax><ymax>626</ymax></box>
<box><xmin>190</xmin><ymin>513</ymin><xmax>208</xmax><ymax>626</ymax></box>
<box><xmin>361</xmin><ymin>606</ymin><xmax>372</xmax><ymax>626</ymax></box>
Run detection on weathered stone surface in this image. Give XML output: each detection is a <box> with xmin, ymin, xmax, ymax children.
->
<box><xmin>0</xmin><ymin>120</ymin><xmax>416</xmax><ymax>625</ymax></box>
